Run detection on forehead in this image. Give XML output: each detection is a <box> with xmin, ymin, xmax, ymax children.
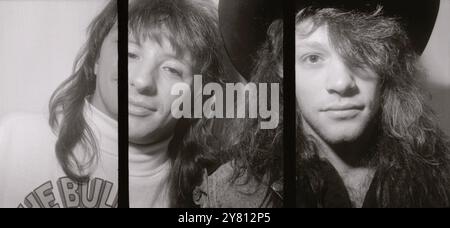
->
<box><xmin>296</xmin><ymin>20</ymin><xmax>332</xmax><ymax>51</ymax></box>
<box><xmin>130</xmin><ymin>30</ymin><xmax>194</xmax><ymax>65</ymax></box>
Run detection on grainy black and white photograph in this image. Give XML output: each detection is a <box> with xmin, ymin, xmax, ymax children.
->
<box><xmin>0</xmin><ymin>0</ymin><xmax>118</xmax><ymax>208</ymax></box>
<box><xmin>295</xmin><ymin>0</ymin><xmax>450</xmax><ymax>208</ymax></box>
<box><xmin>127</xmin><ymin>0</ymin><xmax>283</xmax><ymax>208</ymax></box>
<box><xmin>1</xmin><ymin>0</ymin><xmax>450</xmax><ymax>212</ymax></box>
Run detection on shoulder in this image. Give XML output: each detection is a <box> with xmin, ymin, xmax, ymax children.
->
<box><xmin>193</xmin><ymin>162</ymin><xmax>280</xmax><ymax>208</ymax></box>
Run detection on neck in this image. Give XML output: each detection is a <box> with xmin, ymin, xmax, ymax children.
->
<box><xmin>303</xmin><ymin>121</ymin><xmax>376</xmax><ymax>174</ymax></box>
<box><xmin>84</xmin><ymin>98</ymin><xmax>118</xmax><ymax>156</ymax></box>
<box><xmin>128</xmin><ymin>136</ymin><xmax>173</xmax><ymax>176</ymax></box>
<box><xmin>303</xmin><ymin>120</ymin><xmax>376</xmax><ymax>207</ymax></box>
<box><xmin>323</xmin><ymin>138</ymin><xmax>373</xmax><ymax>174</ymax></box>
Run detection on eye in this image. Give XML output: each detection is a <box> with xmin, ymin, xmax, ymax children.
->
<box><xmin>302</xmin><ymin>54</ymin><xmax>323</xmax><ymax>64</ymax></box>
<box><xmin>162</xmin><ymin>66</ymin><xmax>182</xmax><ymax>77</ymax></box>
<box><xmin>128</xmin><ymin>52</ymin><xmax>139</xmax><ymax>59</ymax></box>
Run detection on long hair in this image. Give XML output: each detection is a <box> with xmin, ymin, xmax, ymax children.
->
<box><xmin>127</xmin><ymin>0</ymin><xmax>230</xmax><ymax>208</ymax></box>
<box><xmin>169</xmin><ymin>18</ymin><xmax>284</xmax><ymax>207</ymax></box>
<box><xmin>172</xmin><ymin>19</ymin><xmax>284</xmax><ymax>208</ymax></box>
<box><xmin>221</xmin><ymin>19</ymin><xmax>284</xmax><ymax>205</ymax></box>
<box><xmin>296</xmin><ymin>7</ymin><xmax>450</xmax><ymax>207</ymax></box>
<box><xmin>49</xmin><ymin>1</ymin><xmax>117</xmax><ymax>183</ymax></box>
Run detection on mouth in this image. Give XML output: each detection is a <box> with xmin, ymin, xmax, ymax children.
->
<box><xmin>321</xmin><ymin>104</ymin><xmax>365</xmax><ymax>119</ymax></box>
<box><xmin>128</xmin><ymin>100</ymin><xmax>157</xmax><ymax>117</ymax></box>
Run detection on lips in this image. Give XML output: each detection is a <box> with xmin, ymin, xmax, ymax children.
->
<box><xmin>322</xmin><ymin>104</ymin><xmax>364</xmax><ymax>112</ymax></box>
<box><xmin>128</xmin><ymin>99</ymin><xmax>157</xmax><ymax>117</ymax></box>
<box><xmin>321</xmin><ymin>103</ymin><xmax>364</xmax><ymax>119</ymax></box>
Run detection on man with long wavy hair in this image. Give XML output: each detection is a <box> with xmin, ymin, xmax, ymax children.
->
<box><xmin>219</xmin><ymin>0</ymin><xmax>450</xmax><ymax>208</ymax></box>
<box><xmin>296</xmin><ymin>0</ymin><xmax>450</xmax><ymax>208</ymax></box>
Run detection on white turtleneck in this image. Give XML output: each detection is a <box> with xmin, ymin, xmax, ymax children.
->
<box><xmin>0</xmin><ymin>98</ymin><xmax>172</xmax><ymax>208</ymax></box>
<box><xmin>0</xmin><ymin>100</ymin><xmax>118</xmax><ymax>208</ymax></box>
<box><xmin>129</xmin><ymin>137</ymin><xmax>172</xmax><ymax>208</ymax></box>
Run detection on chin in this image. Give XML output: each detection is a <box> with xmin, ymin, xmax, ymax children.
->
<box><xmin>129</xmin><ymin>122</ymin><xmax>156</xmax><ymax>141</ymax></box>
<box><xmin>128</xmin><ymin>130</ymin><xmax>157</xmax><ymax>145</ymax></box>
<box><xmin>319</xmin><ymin>123</ymin><xmax>367</xmax><ymax>145</ymax></box>
<box><xmin>323</xmin><ymin>133</ymin><xmax>360</xmax><ymax>145</ymax></box>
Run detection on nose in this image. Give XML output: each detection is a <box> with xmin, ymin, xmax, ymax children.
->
<box><xmin>325</xmin><ymin>60</ymin><xmax>357</xmax><ymax>96</ymax></box>
<box><xmin>130</xmin><ymin>62</ymin><xmax>158</xmax><ymax>95</ymax></box>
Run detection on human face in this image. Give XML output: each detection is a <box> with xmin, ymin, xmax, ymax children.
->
<box><xmin>128</xmin><ymin>36</ymin><xmax>194</xmax><ymax>145</ymax></box>
<box><xmin>295</xmin><ymin>20</ymin><xmax>381</xmax><ymax>145</ymax></box>
<box><xmin>92</xmin><ymin>26</ymin><xmax>119</xmax><ymax>120</ymax></box>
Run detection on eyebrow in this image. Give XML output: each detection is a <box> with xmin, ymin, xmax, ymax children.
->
<box><xmin>161</xmin><ymin>54</ymin><xmax>193</xmax><ymax>67</ymax></box>
<box><xmin>128</xmin><ymin>40</ymin><xmax>193</xmax><ymax>66</ymax></box>
<box><xmin>128</xmin><ymin>40</ymin><xmax>140</xmax><ymax>48</ymax></box>
<box><xmin>296</xmin><ymin>41</ymin><xmax>330</xmax><ymax>54</ymax></box>
<box><xmin>296</xmin><ymin>40</ymin><xmax>326</xmax><ymax>49</ymax></box>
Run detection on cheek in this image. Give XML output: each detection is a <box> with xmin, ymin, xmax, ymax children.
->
<box><xmin>96</xmin><ymin>57</ymin><xmax>118</xmax><ymax>83</ymax></box>
<box><xmin>358</xmin><ymin>78</ymin><xmax>381</xmax><ymax>109</ymax></box>
<box><xmin>97</xmin><ymin>66</ymin><xmax>117</xmax><ymax>96</ymax></box>
<box><xmin>158</xmin><ymin>78</ymin><xmax>187</xmax><ymax>110</ymax></box>
<box><xmin>296</xmin><ymin>69</ymin><xmax>322</xmax><ymax>110</ymax></box>
<box><xmin>96</xmin><ymin>56</ymin><xmax>118</xmax><ymax>103</ymax></box>
<box><xmin>96</xmin><ymin>39</ymin><xmax>118</xmax><ymax>79</ymax></box>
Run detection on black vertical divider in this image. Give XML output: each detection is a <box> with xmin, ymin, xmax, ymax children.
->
<box><xmin>283</xmin><ymin>0</ymin><xmax>296</xmax><ymax>208</ymax></box>
<box><xmin>117</xmin><ymin>0</ymin><xmax>129</xmax><ymax>208</ymax></box>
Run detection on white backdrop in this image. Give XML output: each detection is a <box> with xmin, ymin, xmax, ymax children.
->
<box><xmin>0</xmin><ymin>0</ymin><xmax>109</xmax><ymax>117</ymax></box>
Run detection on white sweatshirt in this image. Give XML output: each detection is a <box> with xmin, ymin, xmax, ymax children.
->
<box><xmin>0</xmin><ymin>100</ymin><xmax>118</xmax><ymax>208</ymax></box>
<box><xmin>0</xmin><ymin>99</ymin><xmax>173</xmax><ymax>208</ymax></box>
